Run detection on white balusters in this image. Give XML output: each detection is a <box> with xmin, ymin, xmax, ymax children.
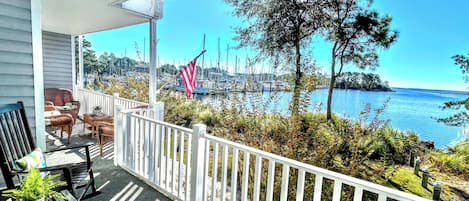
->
<box><xmin>353</xmin><ymin>186</ymin><xmax>364</xmax><ymax>201</ymax></box>
<box><xmin>165</xmin><ymin>127</ymin><xmax>171</xmax><ymax>189</ymax></box>
<box><xmin>266</xmin><ymin>160</ymin><xmax>275</xmax><ymax>201</ymax></box>
<box><xmin>220</xmin><ymin>145</ymin><xmax>229</xmax><ymax>201</ymax></box>
<box><xmin>253</xmin><ymin>156</ymin><xmax>262</xmax><ymax>201</ymax></box>
<box><xmin>296</xmin><ymin>170</ymin><xmax>305</xmax><ymax>201</ymax></box>
<box><xmin>231</xmin><ymin>148</ymin><xmax>239</xmax><ymax>201</ymax></box>
<box><xmin>241</xmin><ymin>152</ymin><xmax>250</xmax><ymax>201</ymax></box>
<box><xmin>185</xmin><ymin>134</ymin><xmax>192</xmax><ymax>201</ymax></box>
<box><xmin>280</xmin><ymin>165</ymin><xmax>290</xmax><ymax>201</ymax></box>
<box><xmin>313</xmin><ymin>174</ymin><xmax>323</xmax><ymax>201</ymax></box>
<box><xmin>332</xmin><ymin>180</ymin><xmax>342</xmax><ymax>201</ymax></box>
<box><xmin>211</xmin><ymin>142</ymin><xmax>219</xmax><ymax>201</ymax></box>
<box><xmin>178</xmin><ymin>132</ymin><xmax>184</xmax><ymax>198</ymax></box>
<box><xmin>172</xmin><ymin>130</ymin><xmax>178</xmax><ymax>193</ymax></box>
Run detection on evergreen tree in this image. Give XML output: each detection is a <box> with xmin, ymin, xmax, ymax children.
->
<box><xmin>437</xmin><ymin>53</ymin><xmax>469</xmax><ymax>127</ymax></box>
<box><xmin>225</xmin><ymin>0</ymin><xmax>325</xmax><ymax>116</ymax></box>
<box><xmin>323</xmin><ymin>0</ymin><xmax>398</xmax><ymax>121</ymax></box>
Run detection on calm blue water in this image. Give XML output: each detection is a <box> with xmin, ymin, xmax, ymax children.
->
<box><xmin>201</xmin><ymin>88</ymin><xmax>468</xmax><ymax>148</ymax></box>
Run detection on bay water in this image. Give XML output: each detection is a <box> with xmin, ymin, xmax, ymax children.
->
<box><xmin>200</xmin><ymin>88</ymin><xmax>468</xmax><ymax>148</ymax></box>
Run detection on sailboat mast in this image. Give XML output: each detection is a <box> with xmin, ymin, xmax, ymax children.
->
<box><xmin>217</xmin><ymin>37</ymin><xmax>221</xmax><ymax>80</ymax></box>
<box><xmin>226</xmin><ymin>44</ymin><xmax>229</xmax><ymax>73</ymax></box>
<box><xmin>201</xmin><ymin>34</ymin><xmax>206</xmax><ymax>80</ymax></box>
<box><xmin>235</xmin><ymin>55</ymin><xmax>238</xmax><ymax>75</ymax></box>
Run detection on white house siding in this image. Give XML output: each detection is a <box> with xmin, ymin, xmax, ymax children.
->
<box><xmin>0</xmin><ymin>0</ymin><xmax>37</xmax><ymax>134</ymax></box>
<box><xmin>42</xmin><ymin>31</ymin><xmax>73</xmax><ymax>89</ymax></box>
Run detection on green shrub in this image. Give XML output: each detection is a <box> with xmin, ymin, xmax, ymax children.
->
<box><xmin>198</xmin><ymin>109</ymin><xmax>219</xmax><ymax>127</ymax></box>
<box><xmin>3</xmin><ymin>168</ymin><xmax>66</xmax><ymax>200</ymax></box>
<box><xmin>429</xmin><ymin>140</ymin><xmax>469</xmax><ymax>177</ymax></box>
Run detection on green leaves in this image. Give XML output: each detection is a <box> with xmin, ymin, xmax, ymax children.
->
<box><xmin>437</xmin><ymin>53</ymin><xmax>468</xmax><ymax>127</ymax></box>
<box><xmin>2</xmin><ymin>168</ymin><xmax>66</xmax><ymax>200</ymax></box>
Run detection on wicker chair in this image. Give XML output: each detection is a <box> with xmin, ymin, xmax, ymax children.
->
<box><xmin>45</xmin><ymin>105</ymin><xmax>74</xmax><ymax>144</ymax></box>
<box><xmin>44</xmin><ymin>88</ymin><xmax>80</xmax><ymax>121</ymax></box>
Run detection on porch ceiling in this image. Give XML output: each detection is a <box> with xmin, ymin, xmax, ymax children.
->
<box><xmin>42</xmin><ymin>0</ymin><xmax>150</xmax><ymax>35</ymax></box>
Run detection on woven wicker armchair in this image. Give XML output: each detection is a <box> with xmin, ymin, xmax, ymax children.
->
<box><xmin>44</xmin><ymin>88</ymin><xmax>80</xmax><ymax>121</ymax></box>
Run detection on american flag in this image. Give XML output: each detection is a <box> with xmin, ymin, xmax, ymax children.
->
<box><xmin>180</xmin><ymin>57</ymin><xmax>198</xmax><ymax>99</ymax></box>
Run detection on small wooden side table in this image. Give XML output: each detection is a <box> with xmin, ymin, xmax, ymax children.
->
<box><xmin>83</xmin><ymin>113</ymin><xmax>112</xmax><ymax>137</ymax></box>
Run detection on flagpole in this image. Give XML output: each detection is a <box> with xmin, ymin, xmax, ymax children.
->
<box><xmin>195</xmin><ymin>49</ymin><xmax>207</xmax><ymax>60</ymax></box>
<box><xmin>158</xmin><ymin>50</ymin><xmax>207</xmax><ymax>92</ymax></box>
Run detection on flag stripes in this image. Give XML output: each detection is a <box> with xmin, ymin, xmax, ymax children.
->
<box><xmin>180</xmin><ymin>58</ymin><xmax>198</xmax><ymax>99</ymax></box>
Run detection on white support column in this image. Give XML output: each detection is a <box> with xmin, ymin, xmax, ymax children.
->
<box><xmin>190</xmin><ymin>124</ymin><xmax>207</xmax><ymax>201</ymax></box>
<box><xmin>114</xmin><ymin>105</ymin><xmax>123</xmax><ymax>166</ymax></box>
<box><xmin>149</xmin><ymin>19</ymin><xmax>158</xmax><ymax>106</ymax></box>
<box><xmin>112</xmin><ymin>93</ymin><xmax>119</xmax><ymax>116</ymax></box>
<box><xmin>31</xmin><ymin>0</ymin><xmax>45</xmax><ymax>150</ymax></box>
<box><xmin>154</xmin><ymin>101</ymin><xmax>164</xmax><ymax>121</ymax></box>
<box><xmin>71</xmin><ymin>35</ymin><xmax>77</xmax><ymax>96</ymax></box>
<box><xmin>78</xmin><ymin>35</ymin><xmax>84</xmax><ymax>89</ymax></box>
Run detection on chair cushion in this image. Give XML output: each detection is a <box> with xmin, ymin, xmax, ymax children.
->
<box><xmin>13</xmin><ymin>148</ymin><xmax>47</xmax><ymax>171</ymax></box>
<box><xmin>44</xmin><ymin>110</ymin><xmax>61</xmax><ymax>117</ymax></box>
<box><xmin>100</xmin><ymin>126</ymin><xmax>114</xmax><ymax>135</ymax></box>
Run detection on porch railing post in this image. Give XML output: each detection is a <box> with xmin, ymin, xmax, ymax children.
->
<box><xmin>114</xmin><ymin>105</ymin><xmax>123</xmax><ymax>166</ymax></box>
<box><xmin>152</xmin><ymin>101</ymin><xmax>164</xmax><ymax>121</ymax></box>
<box><xmin>190</xmin><ymin>124</ymin><xmax>207</xmax><ymax>201</ymax></box>
<box><xmin>112</xmin><ymin>93</ymin><xmax>119</xmax><ymax>116</ymax></box>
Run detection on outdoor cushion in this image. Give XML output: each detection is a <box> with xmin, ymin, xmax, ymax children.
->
<box><xmin>13</xmin><ymin>148</ymin><xmax>47</xmax><ymax>171</ymax></box>
<box><xmin>55</xmin><ymin>105</ymin><xmax>78</xmax><ymax>111</ymax></box>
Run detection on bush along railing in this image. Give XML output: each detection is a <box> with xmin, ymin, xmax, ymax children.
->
<box><xmin>114</xmin><ymin>107</ymin><xmax>431</xmax><ymax>201</ymax></box>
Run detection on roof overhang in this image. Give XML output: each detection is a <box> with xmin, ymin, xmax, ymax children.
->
<box><xmin>42</xmin><ymin>0</ymin><xmax>163</xmax><ymax>35</ymax></box>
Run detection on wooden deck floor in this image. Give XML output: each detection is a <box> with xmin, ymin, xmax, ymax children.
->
<box><xmin>17</xmin><ymin>120</ymin><xmax>171</xmax><ymax>201</ymax></box>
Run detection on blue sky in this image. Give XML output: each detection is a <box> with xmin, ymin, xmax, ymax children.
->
<box><xmin>86</xmin><ymin>0</ymin><xmax>469</xmax><ymax>91</ymax></box>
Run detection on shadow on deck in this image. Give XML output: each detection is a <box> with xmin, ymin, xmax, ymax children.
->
<box><xmin>1</xmin><ymin>120</ymin><xmax>171</xmax><ymax>201</ymax></box>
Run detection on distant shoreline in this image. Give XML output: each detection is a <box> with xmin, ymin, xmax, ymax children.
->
<box><xmin>391</xmin><ymin>87</ymin><xmax>468</xmax><ymax>94</ymax></box>
<box><xmin>333</xmin><ymin>86</ymin><xmax>394</xmax><ymax>92</ymax></box>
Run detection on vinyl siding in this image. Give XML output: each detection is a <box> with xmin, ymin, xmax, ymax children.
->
<box><xmin>0</xmin><ymin>0</ymin><xmax>36</xmax><ymax>133</ymax></box>
<box><xmin>42</xmin><ymin>31</ymin><xmax>73</xmax><ymax>89</ymax></box>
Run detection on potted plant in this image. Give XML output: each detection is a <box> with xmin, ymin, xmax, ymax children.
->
<box><xmin>92</xmin><ymin>106</ymin><xmax>102</xmax><ymax>115</ymax></box>
<box><xmin>2</xmin><ymin>168</ymin><xmax>66</xmax><ymax>201</ymax></box>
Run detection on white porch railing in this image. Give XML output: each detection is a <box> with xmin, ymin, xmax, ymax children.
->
<box><xmin>75</xmin><ymin>88</ymin><xmax>149</xmax><ymax>116</ymax></box>
<box><xmin>113</xmin><ymin>107</ymin><xmax>431</xmax><ymax>201</ymax></box>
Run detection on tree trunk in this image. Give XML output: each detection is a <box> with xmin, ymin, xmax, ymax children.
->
<box><xmin>326</xmin><ymin>59</ymin><xmax>336</xmax><ymax>121</ymax></box>
<box><xmin>291</xmin><ymin>40</ymin><xmax>302</xmax><ymax>116</ymax></box>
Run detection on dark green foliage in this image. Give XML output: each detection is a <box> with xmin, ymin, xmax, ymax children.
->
<box><xmin>324</xmin><ymin>0</ymin><xmax>398</xmax><ymax>121</ymax></box>
<box><xmin>334</xmin><ymin>72</ymin><xmax>392</xmax><ymax>91</ymax></box>
<box><xmin>452</xmin><ymin>53</ymin><xmax>469</xmax><ymax>77</ymax></box>
<box><xmin>437</xmin><ymin>52</ymin><xmax>469</xmax><ymax>127</ymax></box>
<box><xmin>74</xmin><ymin>37</ymin><xmax>98</xmax><ymax>75</ymax></box>
<box><xmin>158</xmin><ymin>64</ymin><xmax>178</xmax><ymax>76</ymax></box>
<box><xmin>225</xmin><ymin>0</ymin><xmax>324</xmax><ymax>116</ymax></box>
<box><xmin>74</xmin><ymin>37</ymin><xmax>138</xmax><ymax>77</ymax></box>
<box><xmin>2</xmin><ymin>168</ymin><xmax>66</xmax><ymax>200</ymax></box>
<box><xmin>429</xmin><ymin>139</ymin><xmax>469</xmax><ymax>178</ymax></box>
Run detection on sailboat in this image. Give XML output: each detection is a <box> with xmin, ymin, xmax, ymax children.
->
<box><xmin>193</xmin><ymin>34</ymin><xmax>209</xmax><ymax>95</ymax></box>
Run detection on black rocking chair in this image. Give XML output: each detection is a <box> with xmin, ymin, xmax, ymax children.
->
<box><xmin>0</xmin><ymin>102</ymin><xmax>97</xmax><ymax>200</ymax></box>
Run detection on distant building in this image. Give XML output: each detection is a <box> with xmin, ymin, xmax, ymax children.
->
<box><xmin>135</xmin><ymin>64</ymin><xmax>149</xmax><ymax>73</ymax></box>
<box><xmin>114</xmin><ymin>57</ymin><xmax>137</xmax><ymax>75</ymax></box>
